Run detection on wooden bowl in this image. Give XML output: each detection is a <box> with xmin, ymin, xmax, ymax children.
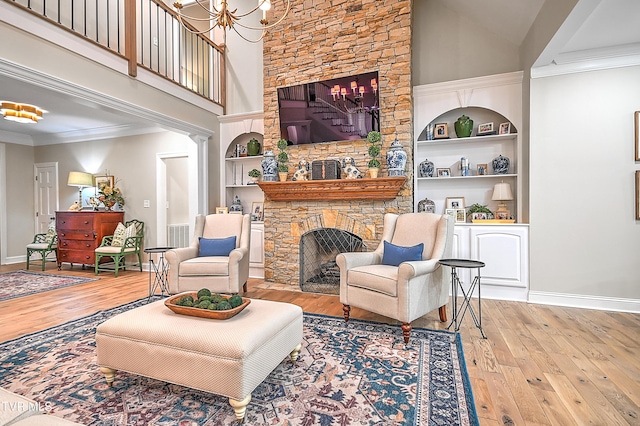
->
<box><xmin>164</xmin><ymin>292</ymin><xmax>251</xmax><ymax>320</ymax></box>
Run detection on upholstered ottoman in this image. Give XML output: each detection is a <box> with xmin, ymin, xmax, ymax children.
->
<box><xmin>95</xmin><ymin>298</ymin><xmax>303</xmax><ymax>422</ymax></box>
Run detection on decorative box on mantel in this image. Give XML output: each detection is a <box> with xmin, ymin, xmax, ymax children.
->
<box><xmin>258</xmin><ymin>176</ymin><xmax>406</xmax><ymax>202</ymax></box>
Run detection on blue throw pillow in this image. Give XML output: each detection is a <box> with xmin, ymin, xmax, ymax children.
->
<box><xmin>381</xmin><ymin>240</ymin><xmax>424</xmax><ymax>267</ymax></box>
<box><xmin>198</xmin><ymin>236</ymin><xmax>237</xmax><ymax>257</ymax></box>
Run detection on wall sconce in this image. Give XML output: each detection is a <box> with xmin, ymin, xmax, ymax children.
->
<box><xmin>492</xmin><ymin>181</ymin><xmax>513</xmax><ymax>219</ymax></box>
<box><xmin>67</xmin><ymin>171</ymin><xmax>94</xmax><ymax>207</ymax></box>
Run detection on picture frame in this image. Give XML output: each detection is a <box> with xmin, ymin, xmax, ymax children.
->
<box><xmin>445</xmin><ymin>208</ymin><xmax>466</xmax><ymax>224</ymax></box>
<box><xmin>477</xmin><ymin>122</ymin><xmax>494</xmax><ymax>135</ymax></box>
<box><xmin>433</xmin><ymin>123</ymin><xmax>449</xmax><ymax>139</ymax></box>
<box><xmin>499</xmin><ymin>122</ymin><xmax>511</xmax><ymax>135</ymax></box>
<box><xmin>635</xmin><ymin>111</ymin><xmax>639</xmax><ymax>161</ymax></box>
<box><xmin>215</xmin><ymin>207</ymin><xmax>228</xmax><ymax>214</ymax></box>
<box><xmin>496</xmin><ymin>211</ymin><xmax>511</xmax><ymax>220</ymax></box>
<box><xmin>636</xmin><ymin>171</ymin><xmax>640</xmax><ymax>220</ymax></box>
<box><xmin>94</xmin><ymin>175</ymin><xmax>114</xmax><ymax>190</ymax></box>
<box><xmin>445</xmin><ymin>196</ymin><xmax>465</xmax><ymax>210</ymax></box>
<box><xmin>437</xmin><ymin>168</ymin><xmax>451</xmax><ymax>177</ymax></box>
<box><xmin>477</xmin><ymin>163</ymin><xmax>488</xmax><ymax>176</ymax></box>
<box><xmin>251</xmin><ymin>201</ymin><xmax>264</xmax><ymax>221</ymax></box>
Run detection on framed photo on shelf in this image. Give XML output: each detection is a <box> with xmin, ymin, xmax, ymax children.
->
<box><xmin>477</xmin><ymin>163</ymin><xmax>488</xmax><ymax>175</ymax></box>
<box><xmin>499</xmin><ymin>122</ymin><xmax>511</xmax><ymax>135</ymax></box>
<box><xmin>477</xmin><ymin>122</ymin><xmax>494</xmax><ymax>135</ymax></box>
<box><xmin>251</xmin><ymin>201</ymin><xmax>264</xmax><ymax>221</ymax></box>
<box><xmin>445</xmin><ymin>208</ymin><xmax>466</xmax><ymax>223</ymax></box>
<box><xmin>635</xmin><ymin>111</ymin><xmax>639</xmax><ymax>161</ymax></box>
<box><xmin>433</xmin><ymin>123</ymin><xmax>449</xmax><ymax>139</ymax></box>
<box><xmin>496</xmin><ymin>211</ymin><xmax>511</xmax><ymax>220</ymax></box>
<box><xmin>215</xmin><ymin>207</ymin><xmax>228</xmax><ymax>214</ymax></box>
<box><xmin>437</xmin><ymin>168</ymin><xmax>451</xmax><ymax>177</ymax></box>
<box><xmin>445</xmin><ymin>196</ymin><xmax>465</xmax><ymax>210</ymax></box>
<box><xmin>94</xmin><ymin>175</ymin><xmax>114</xmax><ymax>190</ymax></box>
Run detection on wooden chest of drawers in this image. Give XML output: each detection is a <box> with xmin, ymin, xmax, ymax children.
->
<box><xmin>56</xmin><ymin>211</ymin><xmax>124</xmax><ymax>268</ymax></box>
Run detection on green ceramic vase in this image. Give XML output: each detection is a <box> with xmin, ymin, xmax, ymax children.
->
<box><xmin>247</xmin><ymin>138</ymin><xmax>261</xmax><ymax>156</ymax></box>
<box><xmin>454</xmin><ymin>115</ymin><xmax>474</xmax><ymax>138</ymax></box>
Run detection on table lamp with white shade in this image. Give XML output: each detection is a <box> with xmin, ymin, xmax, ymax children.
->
<box><xmin>492</xmin><ymin>181</ymin><xmax>513</xmax><ymax>220</ymax></box>
<box><xmin>67</xmin><ymin>171</ymin><xmax>94</xmax><ymax>207</ymax></box>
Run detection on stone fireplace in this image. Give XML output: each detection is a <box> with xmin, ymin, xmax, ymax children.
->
<box><xmin>261</xmin><ymin>0</ymin><xmax>413</xmax><ymax>288</ymax></box>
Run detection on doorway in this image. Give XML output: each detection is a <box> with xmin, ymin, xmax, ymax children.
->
<box><xmin>34</xmin><ymin>162</ymin><xmax>59</xmax><ymax>233</ymax></box>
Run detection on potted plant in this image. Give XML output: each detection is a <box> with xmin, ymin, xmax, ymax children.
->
<box><xmin>248</xmin><ymin>168</ymin><xmax>261</xmax><ymax>184</ymax></box>
<box><xmin>466</xmin><ymin>203</ymin><xmax>493</xmax><ymax>222</ymax></box>
<box><xmin>277</xmin><ymin>138</ymin><xmax>289</xmax><ymax>181</ymax></box>
<box><xmin>366</xmin><ymin>131</ymin><xmax>381</xmax><ymax>178</ymax></box>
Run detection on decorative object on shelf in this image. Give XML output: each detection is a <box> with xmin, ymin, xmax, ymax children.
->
<box><xmin>467</xmin><ymin>203</ymin><xmax>494</xmax><ymax>222</ymax></box>
<box><xmin>234</xmin><ymin>144</ymin><xmax>247</xmax><ymax>157</ymax></box>
<box><xmin>96</xmin><ymin>173</ymin><xmax>124</xmax><ymax>211</ymax></box>
<box><xmin>477</xmin><ymin>163</ymin><xmax>488</xmax><ymax>176</ymax></box>
<box><xmin>251</xmin><ymin>201</ymin><xmax>264</xmax><ymax>221</ymax></box>
<box><xmin>437</xmin><ymin>168</ymin><xmax>451</xmax><ymax>177</ymax></box>
<box><xmin>248</xmin><ymin>168</ymin><xmax>261</xmax><ymax>184</ymax></box>
<box><xmin>425</xmin><ymin>123</ymin><xmax>435</xmax><ymax>140</ymax></box>
<box><xmin>311</xmin><ymin>160</ymin><xmax>341</xmax><ymax>180</ymax></box>
<box><xmin>492</xmin><ymin>154</ymin><xmax>510</xmax><ymax>174</ymax></box>
<box><xmin>247</xmin><ymin>138</ymin><xmax>261</xmax><ymax>156</ymax></box>
<box><xmin>341</xmin><ymin>157</ymin><xmax>364</xmax><ymax>179</ymax></box>
<box><xmin>292</xmin><ymin>160</ymin><xmax>310</xmax><ymax>181</ymax></box>
<box><xmin>88</xmin><ymin>197</ymin><xmax>100</xmax><ymax>211</ymax></box>
<box><xmin>68</xmin><ymin>201</ymin><xmax>81</xmax><ymax>211</ymax></box>
<box><xmin>433</xmin><ymin>123</ymin><xmax>449</xmax><ymax>139</ymax></box>
<box><xmin>173</xmin><ymin>0</ymin><xmax>291</xmax><ymax>43</ymax></box>
<box><xmin>499</xmin><ymin>122</ymin><xmax>511</xmax><ymax>135</ymax></box>
<box><xmin>215</xmin><ymin>207</ymin><xmax>229</xmax><ymax>214</ymax></box>
<box><xmin>445</xmin><ymin>208</ymin><xmax>466</xmax><ymax>223</ymax></box>
<box><xmin>386</xmin><ymin>138</ymin><xmax>407</xmax><ymax>177</ymax></box>
<box><xmin>492</xmin><ymin>181</ymin><xmax>513</xmax><ymax>220</ymax></box>
<box><xmin>445</xmin><ymin>196</ymin><xmax>465</xmax><ymax>210</ymax></box>
<box><xmin>67</xmin><ymin>171</ymin><xmax>94</xmax><ymax>207</ymax></box>
<box><xmin>419</xmin><ymin>158</ymin><xmax>435</xmax><ymax>177</ymax></box>
<box><xmin>417</xmin><ymin>197</ymin><xmax>436</xmax><ymax>213</ymax></box>
<box><xmin>261</xmin><ymin>150</ymin><xmax>277</xmax><ymax>181</ymax></box>
<box><xmin>454</xmin><ymin>115</ymin><xmax>474</xmax><ymax>138</ymax></box>
<box><xmin>229</xmin><ymin>195</ymin><xmax>243</xmax><ymax>213</ymax></box>
<box><xmin>477</xmin><ymin>122</ymin><xmax>495</xmax><ymax>136</ymax></box>
<box><xmin>460</xmin><ymin>157</ymin><xmax>470</xmax><ymax>176</ymax></box>
<box><xmin>277</xmin><ymin>138</ymin><xmax>289</xmax><ymax>181</ymax></box>
<box><xmin>366</xmin><ymin>131</ymin><xmax>381</xmax><ymax>178</ymax></box>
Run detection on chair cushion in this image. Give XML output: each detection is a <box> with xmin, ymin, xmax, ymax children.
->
<box><xmin>179</xmin><ymin>256</ymin><xmax>230</xmax><ymax>276</ymax></box>
<box><xmin>381</xmin><ymin>240</ymin><xmax>424</xmax><ymax>267</ymax></box>
<box><xmin>95</xmin><ymin>246</ymin><xmax>136</xmax><ymax>254</ymax></box>
<box><xmin>27</xmin><ymin>243</ymin><xmax>57</xmax><ymax>250</ymax></box>
<box><xmin>348</xmin><ymin>264</ymin><xmax>398</xmax><ymax>297</ymax></box>
<box><xmin>198</xmin><ymin>236</ymin><xmax>236</xmax><ymax>257</ymax></box>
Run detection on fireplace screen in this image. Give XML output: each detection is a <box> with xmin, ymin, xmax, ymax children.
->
<box><xmin>299</xmin><ymin>228</ymin><xmax>365</xmax><ymax>294</ymax></box>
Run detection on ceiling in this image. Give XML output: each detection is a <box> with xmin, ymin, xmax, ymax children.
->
<box><xmin>1</xmin><ymin>0</ymin><xmax>639</xmax><ymax>146</ymax></box>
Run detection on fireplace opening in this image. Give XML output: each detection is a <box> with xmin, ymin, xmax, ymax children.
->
<box><xmin>299</xmin><ymin>228</ymin><xmax>365</xmax><ymax>294</ymax></box>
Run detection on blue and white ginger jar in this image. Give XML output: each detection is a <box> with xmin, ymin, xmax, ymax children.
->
<box><xmin>418</xmin><ymin>158</ymin><xmax>435</xmax><ymax>177</ymax></box>
<box><xmin>261</xmin><ymin>150</ymin><xmax>278</xmax><ymax>182</ymax></box>
<box><xmin>229</xmin><ymin>195</ymin><xmax>243</xmax><ymax>213</ymax></box>
<box><xmin>492</xmin><ymin>154</ymin><xmax>510</xmax><ymax>174</ymax></box>
<box><xmin>386</xmin><ymin>139</ymin><xmax>407</xmax><ymax>177</ymax></box>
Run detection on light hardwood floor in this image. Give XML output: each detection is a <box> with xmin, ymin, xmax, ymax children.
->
<box><xmin>1</xmin><ymin>263</ymin><xmax>638</xmax><ymax>425</ymax></box>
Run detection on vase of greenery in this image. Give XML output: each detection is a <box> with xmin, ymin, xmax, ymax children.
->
<box><xmin>277</xmin><ymin>138</ymin><xmax>289</xmax><ymax>181</ymax></box>
<box><xmin>366</xmin><ymin>131</ymin><xmax>381</xmax><ymax>178</ymax></box>
<box><xmin>248</xmin><ymin>168</ymin><xmax>261</xmax><ymax>184</ymax></box>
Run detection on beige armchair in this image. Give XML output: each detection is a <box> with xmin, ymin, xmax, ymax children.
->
<box><xmin>166</xmin><ymin>214</ymin><xmax>251</xmax><ymax>294</ymax></box>
<box><xmin>336</xmin><ymin>212</ymin><xmax>454</xmax><ymax>343</ymax></box>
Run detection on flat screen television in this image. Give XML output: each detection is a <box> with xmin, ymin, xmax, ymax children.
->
<box><xmin>277</xmin><ymin>71</ymin><xmax>380</xmax><ymax>145</ymax></box>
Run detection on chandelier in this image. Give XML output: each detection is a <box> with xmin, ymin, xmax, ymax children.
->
<box><xmin>173</xmin><ymin>0</ymin><xmax>291</xmax><ymax>43</ymax></box>
<box><xmin>0</xmin><ymin>101</ymin><xmax>47</xmax><ymax>124</ymax></box>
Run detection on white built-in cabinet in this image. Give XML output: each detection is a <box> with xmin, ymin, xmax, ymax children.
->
<box><xmin>219</xmin><ymin>111</ymin><xmax>265</xmax><ymax>278</ymax></box>
<box><xmin>413</xmin><ymin>72</ymin><xmax>529</xmax><ymax>301</ymax></box>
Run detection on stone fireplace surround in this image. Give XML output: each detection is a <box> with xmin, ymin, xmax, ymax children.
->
<box><xmin>261</xmin><ymin>0</ymin><xmax>413</xmax><ymax>288</ymax></box>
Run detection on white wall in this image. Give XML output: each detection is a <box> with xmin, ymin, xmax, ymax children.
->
<box><xmin>529</xmin><ymin>65</ymin><xmax>640</xmax><ymax>309</ymax></box>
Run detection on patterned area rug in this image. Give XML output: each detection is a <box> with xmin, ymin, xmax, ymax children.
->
<box><xmin>0</xmin><ymin>298</ymin><xmax>479</xmax><ymax>425</ymax></box>
<box><xmin>0</xmin><ymin>270</ymin><xmax>98</xmax><ymax>302</ymax></box>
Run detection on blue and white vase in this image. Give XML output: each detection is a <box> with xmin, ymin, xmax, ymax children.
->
<box><xmin>417</xmin><ymin>197</ymin><xmax>436</xmax><ymax>213</ymax></box>
<box><xmin>261</xmin><ymin>150</ymin><xmax>278</xmax><ymax>182</ymax></box>
<box><xmin>419</xmin><ymin>158</ymin><xmax>435</xmax><ymax>177</ymax></box>
<box><xmin>229</xmin><ymin>195</ymin><xmax>243</xmax><ymax>213</ymax></box>
<box><xmin>492</xmin><ymin>154</ymin><xmax>510</xmax><ymax>174</ymax></box>
<box><xmin>386</xmin><ymin>139</ymin><xmax>407</xmax><ymax>176</ymax></box>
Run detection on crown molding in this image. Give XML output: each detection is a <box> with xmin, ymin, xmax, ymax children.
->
<box><xmin>413</xmin><ymin>72</ymin><xmax>524</xmax><ymax>97</ymax></box>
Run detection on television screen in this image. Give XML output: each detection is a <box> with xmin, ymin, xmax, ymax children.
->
<box><xmin>277</xmin><ymin>71</ymin><xmax>380</xmax><ymax>145</ymax></box>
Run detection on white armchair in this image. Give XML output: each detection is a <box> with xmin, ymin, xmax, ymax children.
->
<box><xmin>336</xmin><ymin>212</ymin><xmax>454</xmax><ymax>343</ymax></box>
<box><xmin>166</xmin><ymin>214</ymin><xmax>251</xmax><ymax>294</ymax></box>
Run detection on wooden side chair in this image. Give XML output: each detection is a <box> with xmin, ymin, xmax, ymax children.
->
<box><xmin>95</xmin><ymin>219</ymin><xmax>144</xmax><ymax>277</ymax></box>
<box><xmin>26</xmin><ymin>222</ymin><xmax>58</xmax><ymax>271</ymax></box>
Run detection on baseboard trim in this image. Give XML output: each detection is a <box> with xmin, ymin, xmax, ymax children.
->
<box><xmin>528</xmin><ymin>291</ymin><xmax>640</xmax><ymax>314</ymax></box>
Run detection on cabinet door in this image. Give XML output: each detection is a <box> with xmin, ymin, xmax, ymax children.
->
<box><xmin>469</xmin><ymin>225</ymin><xmax>528</xmax><ymax>290</ymax></box>
<box><xmin>249</xmin><ymin>223</ymin><xmax>265</xmax><ymax>278</ymax></box>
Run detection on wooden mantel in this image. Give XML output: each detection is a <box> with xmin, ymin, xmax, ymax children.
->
<box><xmin>258</xmin><ymin>176</ymin><xmax>406</xmax><ymax>201</ymax></box>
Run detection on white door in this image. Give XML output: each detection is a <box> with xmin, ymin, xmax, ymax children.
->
<box><xmin>34</xmin><ymin>163</ymin><xmax>59</xmax><ymax>232</ymax></box>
